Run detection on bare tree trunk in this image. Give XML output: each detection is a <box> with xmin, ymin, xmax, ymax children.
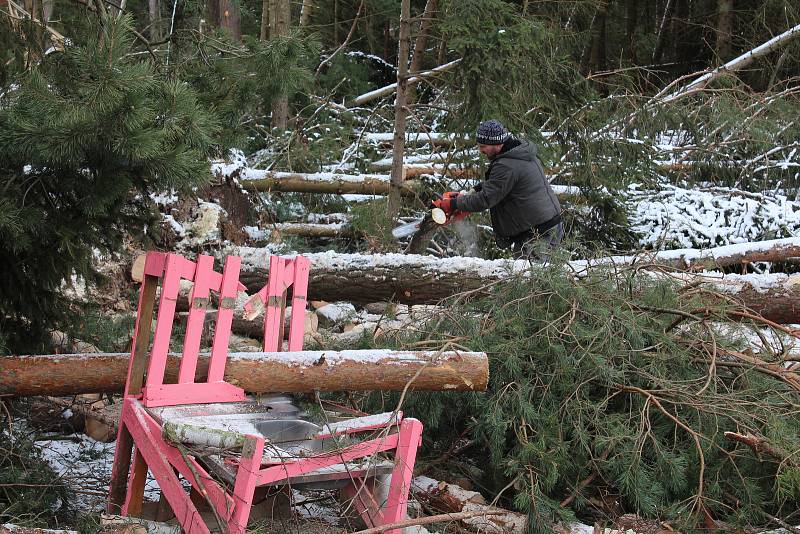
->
<box><xmin>42</xmin><ymin>0</ymin><xmax>53</xmax><ymax>22</ymax></box>
<box><xmin>213</xmin><ymin>0</ymin><xmax>241</xmax><ymax>41</ymax></box>
<box><xmin>407</xmin><ymin>0</ymin><xmax>437</xmax><ymax>102</ymax></box>
<box><xmin>299</xmin><ymin>0</ymin><xmax>313</xmax><ymax>26</ymax></box>
<box><xmin>651</xmin><ymin>0</ymin><xmax>675</xmax><ymax>64</ymax></box>
<box><xmin>1</xmin><ymin>350</ymin><xmax>489</xmax><ymax>397</ymax></box>
<box><xmin>715</xmin><ymin>0</ymin><xmax>733</xmax><ymax>63</ymax></box>
<box><xmin>148</xmin><ymin>0</ymin><xmax>160</xmax><ymax>40</ymax></box>
<box><xmin>271</xmin><ymin>0</ymin><xmax>290</xmax><ymax>130</ymax></box>
<box><xmin>581</xmin><ymin>1</ymin><xmax>610</xmax><ymax>76</ymax></box>
<box><xmin>259</xmin><ymin>0</ymin><xmax>269</xmax><ymax>40</ymax></box>
<box><xmin>387</xmin><ymin>0</ymin><xmax>411</xmax><ymax>222</ymax></box>
<box><xmin>625</xmin><ymin>0</ymin><xmax>637</xmax><ymax>64</ymax></box>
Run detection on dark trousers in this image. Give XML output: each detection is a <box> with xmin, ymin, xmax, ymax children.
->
<box><xmin>510</xmin><ymin>222</ymin><xmax>564</xmax><ymax>262</ymax></box>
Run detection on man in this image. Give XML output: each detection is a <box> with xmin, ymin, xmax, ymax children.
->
<box><xmin>433</xmin><ymin>119</ymin><xmax>563</xmax><ymax>260</ymax></box>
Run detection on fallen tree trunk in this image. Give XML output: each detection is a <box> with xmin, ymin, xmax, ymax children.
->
<box><xmin>236</xmin><ymin>243</ymin><xmax>800</xmax><ymax>323</ymax></box>
<box><xmin>236</xmin><ymin>171</ymin><xmax>422</xmax><ymax>196</ymax></box>
<box><xmin>0</xmin><ymin>350</ymin><xmax>488</xmax><ymax>397</ymax></box>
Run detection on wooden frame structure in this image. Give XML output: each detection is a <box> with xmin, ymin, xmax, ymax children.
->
<box><xmin>108</xmin><ymin>251</ymin><xmax>423</xmax><ymax>533</ymax></box>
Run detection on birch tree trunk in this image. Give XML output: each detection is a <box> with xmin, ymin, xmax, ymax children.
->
<box><xmin>387</xmin><ymin>0</ymin><xmax>411</xmax><ymax>222</ymax></box>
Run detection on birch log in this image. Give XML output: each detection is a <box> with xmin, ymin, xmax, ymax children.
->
<box><xmin>0</xmin><ymin>350</ymin><xmax>488</xmax><ymax>397</ymax></box>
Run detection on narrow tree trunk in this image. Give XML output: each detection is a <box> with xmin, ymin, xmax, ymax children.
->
<box><xmin>1</xmin><ymin>350</ymin><xmax>489</xmax><ymax>396</ymax></box>
<box><xmin>148</xmin><ymin>0</ymin><xmax>160</xmax><ymax>40</ymax></box>
<box><xmin>581</xmin><ymin>1</ymin><xmax>610</xmax><ymax>76</ymax></box>
<box><xmin>715</xmin><ymin>0</ymin><xmax>733</xmax><ymax>63</ymax></box>
<box><xmin>299</xmin><ymin>0</ymin><xmax>313</xmax><ymax>26</ymax></box>
<box><xmin>259</xmin><ymin>0</ymin><xmax>269</xmax><ymax>40</ymax></box>
<box><xmin>625</xmin><ymin>0</ymin><xmax>637</xmax><ymax>64</ymax></box>
<box><xmin>42</xmin><ymin>0</ymin><xmax>53</xmax><ymax>22</ymax></box>
<box><xmin>651</xmin><ymin>0</ymin><xmax>675</xmax><ymax>64</ymax></box>
<box><xmin>214</xmin><ymin>0</ymin><xmax>241</xmax><ymax>41</ymax></box>
<box><xmin>271</xmin><ymin>0</ymin><xmax>290</xmax><ymax>130</ymax></box>
<box><xmin>407</xmin><ymin>0</ymin><xmax>437</xmax><ymax>102</ymax></box>
<box><xmin>387</xmin><ymin>0</ymin><xmax>411</xmax><ymax>222</ymax></box>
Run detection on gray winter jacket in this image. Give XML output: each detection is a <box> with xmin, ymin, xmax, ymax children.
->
<box><xmin>454</xmin><ymin>139</ymin><xmax>561</xmax><ymax>238</ymax></box>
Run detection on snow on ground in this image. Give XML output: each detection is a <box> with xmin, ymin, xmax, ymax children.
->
<box><xmin>34</xmin><ymin>432</ymin><xmax>160</xmax><ymax>511</ymax></box>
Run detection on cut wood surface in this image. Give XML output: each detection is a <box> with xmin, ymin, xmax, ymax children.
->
<box><xmin>1</xmin><ymin>350</ymin><xmax>488</xmax><ymax>397</ymax></box>
<box><xmin>237</xmin><ymin>240</ymin><xmax>800</xmax><ymax>323</ymax></box>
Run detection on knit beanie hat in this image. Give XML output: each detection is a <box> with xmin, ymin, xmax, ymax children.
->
<box><xmin>476</xmin><ymin>119</ymin><xmax>510</xmax><ymax>145</ymax></box>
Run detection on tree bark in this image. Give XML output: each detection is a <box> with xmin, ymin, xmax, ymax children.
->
<box><xmin>148</xmin><ymin>0</ymin><xmax>160</xmax><ymax>40</ymax></box>
<box><xmin>235</xmin><ymin>239</ymin><xmax>800</xmax><ymax>323</ymax></box>
<box><xmin>270</xmin><ymin>0</ymin><xmax>290</xmax><ymax>130</ymax></box>
<box><xmin>651</xmin><ymin>0</ymin><xmax>675</xmax><ymax>65</ymax></box>
<box><xmin>388</xmin><ymin>0</ymin><xmax>411</xmax><ymax>223</ymax></box>
<box><xmin>407</xmin><ymin>0</ymin><xmax>437</xmax><ymax>102</ymax></box>
<box><xmin>234</xmin><ymin>171</ymin><xmax>422</xmax><ymax>196</ymax></box>
<box><xmin>662</xmin><ymin>22</ymin><xmax>800</xmax><ymax>103</ymax></box>
<box><xmin>625</xmin><ymin>0</ymin><xmax>637</xmax><ymax>64</ymax></box>
<box><xmin>299</xmin><ymin>0</ymin><xmax>313</xmax><ymax>26</ymax></box>
<box><xmin>259</xmin><ymin>0</ymin><xmax>269</xmax><ymax>40</ymax></box>
<box><xmin>715</xmin><ymin>0</ymin><xmax>733</xmax><ymax>63</ymax></box>
<box><xmin>213</xmin><ymin>0</ymin><xmax>241</xmax><ymax>41</ymax></box>
<box><xmin>1</xmin><ymin>350</ymin><xmax>489</xmax><ymax>397</ymax></box>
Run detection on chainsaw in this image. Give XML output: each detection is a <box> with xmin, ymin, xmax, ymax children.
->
<box><xmin>391</xmin><ymin>191</ymin><xmax>470</xmax><ymax>239</ymax></box>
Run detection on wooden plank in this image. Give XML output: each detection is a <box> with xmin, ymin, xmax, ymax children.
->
<box><xmin>179</xmin><ymin>255</ymin><xmax>215</xmax><ymax>384</ymax></box>
<box><xmin>208</xmin><ymin>255</ymin><xmax>241</xmax><ymax>383</ymax></box>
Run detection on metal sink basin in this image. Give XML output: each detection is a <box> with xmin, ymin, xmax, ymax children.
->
<box><xmin>256</xmin><ymin>419</ymin><xmax>322</xmax><ymax>455</ymax></box>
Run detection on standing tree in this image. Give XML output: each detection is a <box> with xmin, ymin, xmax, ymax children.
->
<box><xmin>0</xmin><ymin>14</ymin><xmax>219</xmax><ymax>352</ymax></box>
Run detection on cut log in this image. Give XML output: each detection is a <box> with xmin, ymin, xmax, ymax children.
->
<box><xmin>236</xmin><ymin>243</ymin><xmax>800</xmax><ymax>323</ymax></box>
<box><xmin>231</xmin><ymin>171</ymin><xmax>422</xmax><ymax>196</ymax></box>
<box><xmin>0</xmin><ymin>350</ymin><xmax>488</xmax><ymax>397</ymax></box>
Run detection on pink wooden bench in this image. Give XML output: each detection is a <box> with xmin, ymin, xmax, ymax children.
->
<box><xmin>107</xmin><ymin>251</ymin><xmax>422</xmax><ymax>533</ymax></box>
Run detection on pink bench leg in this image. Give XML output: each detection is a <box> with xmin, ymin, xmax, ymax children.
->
<box><xmin>229</xmin><ymin>435</ymin><xmax>265</xmax><ymax>534</ymax></box>
<box><xmin>381</xmin><ymin>418</ymin><xmax>423</xmax><ymax>533</ymax></box>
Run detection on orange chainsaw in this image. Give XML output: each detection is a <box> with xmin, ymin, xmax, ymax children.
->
<box><xmin>391</xmin><ymin>191</ymin><xmax>469</xmax><ymax>239</ymax></box>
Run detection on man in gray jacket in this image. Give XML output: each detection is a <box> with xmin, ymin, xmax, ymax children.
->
<box><xmin>433</xmin><ymin>119</ymin><xmax>563</xmax><ymax>260</ymax></box>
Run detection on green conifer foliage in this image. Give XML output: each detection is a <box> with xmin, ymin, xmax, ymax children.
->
<box><xmin>0</xmin><ymin>14</ymin><xmax>219</xmax><ymax>352</ymax></box>
<box><xmin>437</xmin><ymin>0</ymin><xmax>589</xmax><ymax>136</ymax></box>
<box><xmin>371</xmin><ymin>265</ymin><xmax>800</xmax><ymax>531</ymax></box>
